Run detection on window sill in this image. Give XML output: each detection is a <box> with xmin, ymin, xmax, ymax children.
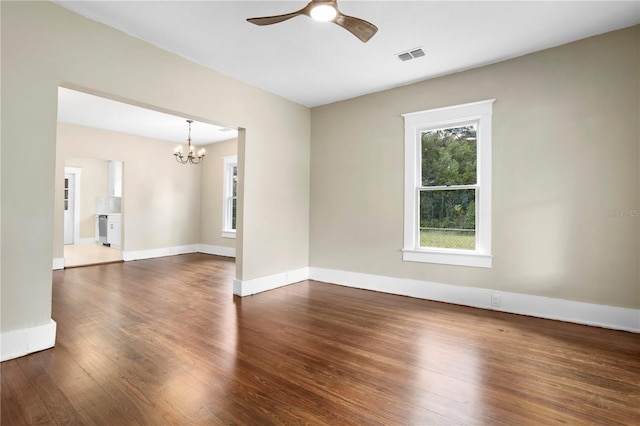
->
<box><xmin>402</xmin><ymin>248</ymin><xmax>492</xmax><ymax>268</ymax></box>
<box><xmin>221</xmin><ymin>231</ymin><xmax>236</xmax><ymax>239</ymax></box>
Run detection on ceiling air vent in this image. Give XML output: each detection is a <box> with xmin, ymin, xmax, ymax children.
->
<box><xmin>397</xmin><ymin>47</ymin><xmax>425</xmax><ymax>62</ymax></box>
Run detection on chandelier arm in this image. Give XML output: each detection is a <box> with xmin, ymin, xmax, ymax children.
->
<box><xmin>174</xmin><ymin>153</ymin><xmax>189</xmax><ymax>164</ymax></box>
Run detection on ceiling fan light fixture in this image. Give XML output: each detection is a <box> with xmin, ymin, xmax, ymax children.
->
<box><xmin>310</xmin><ymin>4</ymin><xmax>337</xmax><ymax>22</ymax></box>
<box><xmin>247</xmin><ymin>0</ymin><xmax>377</xmax><ymax>42</ymax></box>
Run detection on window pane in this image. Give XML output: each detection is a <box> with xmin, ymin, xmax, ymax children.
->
<box><xmin>421</xmin><ymin>124</ymin><xmax>477</xmax><ymax>186</ymax></box>
<box><xmin>419</xmin><ymin>189</ymin><xmax>475</xmax><ymax>250</ymax></box>
<box><xmin>232</xmin><ymin>166</ymin><xmax>237</xmax><ymax>197</ymax></box>
<box><xmin>231</xmin><ymin>198</ymin><xmax>236</xmax><ymax>230</ymax></box>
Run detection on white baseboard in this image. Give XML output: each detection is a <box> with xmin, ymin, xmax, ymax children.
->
<box><xmin>122</xmin><ymin>244</ymin><xmax>200</xmax><ymax>261</ymax></box>
<box><xmin>1</xmin><ymin>319</ymin><xmax>57</xmax><ymax>362</ymax></box>
<box><xmin>199</xmin><ymin>244</ymin><xmax>236</xmax><ymax>258</ymax></box>
<box><xmin>49</xmin><ymin>245</ymin><xmax>640</xmax><ymax>332</ymax></box>
<box><xmin>52</xmin><ymin>257</ymin><xmax>65</xmax><ymax>270</ymax></box>
<box><xmin>58</xmin><ymin>243</ymin><xmax>234</xmax><ymax>265</ymax></box>
<box><xmin>234</xmin><ymin>267</ymin><xmax>309</xmax><ymax>296</ymax></box>
<box><xmin>122</xmin><ymin>244</ymin><xmax>237</xmax><ymax>261</ymax></box>
<box><xmin>308</xmin><ymin>267</ymin><xmax>640</xmax><ymax>333</ymax></box>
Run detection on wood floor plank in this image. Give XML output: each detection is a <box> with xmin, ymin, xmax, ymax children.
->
<box><xmin>39</xmin><ymin>344</ymin><xmax>132</xmax><ymax>426</ymax></box>
<box><xmin>15</xmin><ymin>353</ymin><xmax>88</xmax><ymax>425</ymax></box>
<box><xmin>1</xmin><ymin>359</ymin><xmax>53</xmax><ymax>425</ymax></box>
<box><xmin>2</xmin><ymin>253</ymin><xmax>639</xmax><ymax>425</ymax></box>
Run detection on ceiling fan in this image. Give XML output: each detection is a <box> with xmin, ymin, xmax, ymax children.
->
<box><xmin>246</xmin><ymin>0</ymin><xmax>378</xmax><ymax>43</ymax></box>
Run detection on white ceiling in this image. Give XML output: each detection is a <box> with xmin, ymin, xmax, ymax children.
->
<box><xmin>58</xmin><ymin>88</ymin><xmax>238</xmax><ymax>145</ymax></box>
<box><xmin>54</xmin><ymin>1</ymin><xmax>639</xmax><ymax>139</ymax></box>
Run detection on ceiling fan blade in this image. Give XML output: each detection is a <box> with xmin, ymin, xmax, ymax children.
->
<box><xmin>247</xmin><ymin>12</ymin><xmax>302</xmax><ymax>26</ymax></box>
<box><xmin>334</xmin><ymin>13</ymin><xmax>378</xmax><ymax>42</ymax></box>
<box><xmin>247</xmin><ymin>3</ymin><xmax>312</xmax><ymax>26</ymax></box>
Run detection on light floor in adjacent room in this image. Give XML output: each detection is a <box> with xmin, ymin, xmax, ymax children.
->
<box><xmin>64</xmin><ymin>242</ymin><xmax>122</xmax><ymax>267</ymax></box>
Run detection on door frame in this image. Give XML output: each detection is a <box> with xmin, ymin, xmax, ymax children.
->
<box><xmin>64</xmin><ymin>167</ymin><xmax>82</xmax><ymax>244</ymax></box>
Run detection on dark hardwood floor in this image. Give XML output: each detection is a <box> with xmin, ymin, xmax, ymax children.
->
<box><xmin>2</xmin><ymin>253</ymin><xmax>639</xmax><ymax>425</ymax></box>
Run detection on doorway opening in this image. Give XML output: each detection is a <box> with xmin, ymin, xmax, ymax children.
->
<box><xmin>62</xmin><ymin>159</ymin><xmax>123</xmax><ymax>267</ymax></box>
<box><xmin>55</xmin><ymin>86</ymin><xmax>239</xmax><ymax>269</ymax></box>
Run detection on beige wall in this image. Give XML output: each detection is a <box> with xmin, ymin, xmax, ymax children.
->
<box><xmin>200</xmin><ymin>138</ymin><xmax>237</xmax><ymax>248</ymax></box>
<box><xmin>65</xmin><ymin>157</ymin><xmax>108</xmax><ymax>239</ymax></box>
<box><xmin>310</xmin><ymin>26</ymin><xmax>640</xmax><ymax>309</ymax></box>
<box><xmin>1</xmin><ymin>2</ymin><xmax>310</xmax><ymax>334</ymax></box>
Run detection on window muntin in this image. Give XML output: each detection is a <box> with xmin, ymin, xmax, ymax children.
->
<box><xmin>402</xmin><ymin>99</ymin><xmax>494</xmax><ymax>268</ymax></box>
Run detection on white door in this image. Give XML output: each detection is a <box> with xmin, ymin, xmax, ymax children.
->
<box><xmin>64</xmin><ymin>173</ymin><xmax>75</xmax><ymax>244</ymax></box>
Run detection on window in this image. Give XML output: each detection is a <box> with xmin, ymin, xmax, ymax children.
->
<box><xmin>402</xmin><ymin>99</ymin><xmax>494</xmax><ymax>268</ymax></box>
<box><xmin>222</xmin><ymin>155</ymin><xmax>237</xmax><ymax>238</ymax></box>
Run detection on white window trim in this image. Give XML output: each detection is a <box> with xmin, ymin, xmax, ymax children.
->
<box><xmin>222</xmin><ymin>155</ymin><xmax>237</xmax><ymax>239</ymax></box>
<box><xmin>402</xmin><ymin>99</ymin><xmax>495</xmax><ymax>268</ymax></box>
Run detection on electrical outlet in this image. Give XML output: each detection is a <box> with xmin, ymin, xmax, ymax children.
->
<box><xmin>491</xmin><ymin>294</ymin><xmax>501</xmax><ymax>307</ymax></box>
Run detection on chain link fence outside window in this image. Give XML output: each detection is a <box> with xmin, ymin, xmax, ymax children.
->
<box><xmin>420</xmin><ymin>228</ymin><xmax>475</xmax><ymax>250</ymax></box>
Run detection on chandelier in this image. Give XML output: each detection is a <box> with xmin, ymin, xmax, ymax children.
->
<box><xmin>174</xmin><ymin>120</ymin><xmax>205</xmax><ymax>164</ymax></box>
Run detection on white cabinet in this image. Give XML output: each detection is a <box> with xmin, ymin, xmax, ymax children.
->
<box><xmin>108</xmin><ymin>161</ymin><xmax>123</xmax><ymax>197</ymax></box>
<box><xmin>107</xmin><ymin>215</ymin><xmax>121</xmax><ymax>249</ymax></box>
<box><xmin>96</xmin><ymin>214</ymin><xmax>121</xmax><ymax>248</ymax></box>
